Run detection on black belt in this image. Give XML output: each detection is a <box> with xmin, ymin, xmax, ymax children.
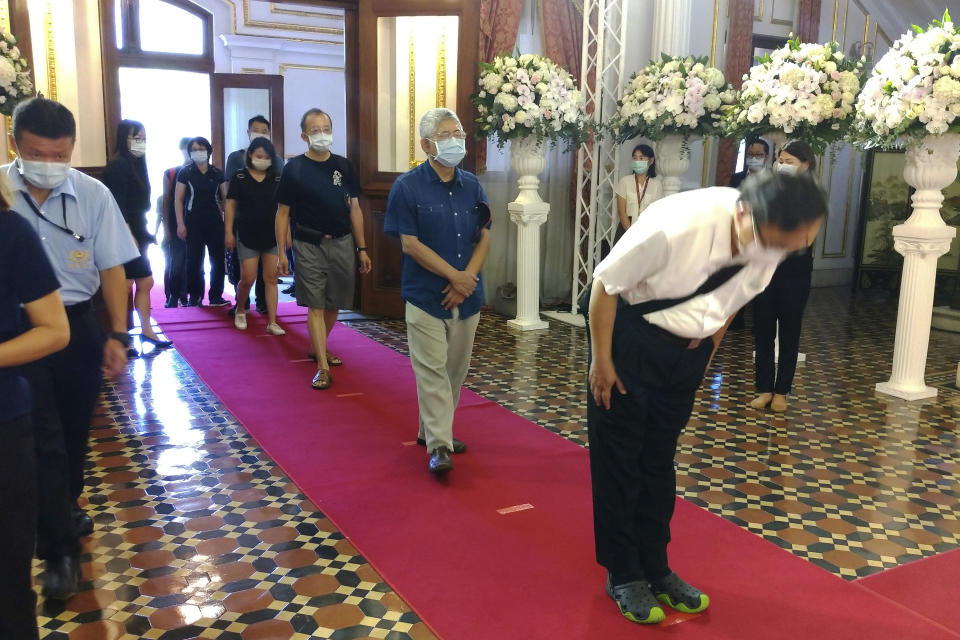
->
<box><xmin>65</xmin><ymin>299</ymin><xmax>93</xmax><ymax>317</ymax></box>
<box><xmin>648</xmin><ymin>321</ymin><xmax>703</xmax><ymax>350</ymax></box>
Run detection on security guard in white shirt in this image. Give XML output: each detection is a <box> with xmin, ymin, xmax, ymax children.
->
<box><xmin>585</xmin><ymin>171</ymin><xmax>827</xmax><ymax>624</ymax></box>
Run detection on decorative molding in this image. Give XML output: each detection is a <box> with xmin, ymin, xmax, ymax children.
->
<box><xmin>435</xmin><ymin>31</ymin><xmax>446</xmax><ymax>108</ymax></box>
<box><xmin>240</xmin><ymin>67</ymin><xmax>265</xmax><ymax>73</ymax></box>
<box><xmin>0</xmin><ymin>2</ymin><xmax>9</xmax><ymax>32</ymax></box>
<box><xmin>278</xmin><ymin>62</ymin><xmax>344</xmax><ymax>74</ymax></box>
<box><xmin>768</xmin><ymin>0</ymin><xmax>793</xmax><ymax>26</ymax></box>
<box><xmin>269</xmin><ymin>3</ymin><xmax>343</xmax><ymax>21</ymax></box>
<box><xmin>221</xmin><ymin>0</ymin><xmax>342</xmax><ymax>45</ymax></box>
<box><xmin>755</xmin><ymin>0</ymin><xmax>763</xmax><ymax>20</ymax></box>
<box><xmin>44</xmin><ymin>1</ymin><xmax>56</xmax><ymax>101</ymax></box>
<box><xmin>831</xmin><ymin>0</ymin><xmax>838</xmax><ymax>40</ymax></box>
<box><xmin>408</xmin><ymin>32</ymin><xmax>416</xmax><ymax>169</ymax></box>
<box><xmin>243</xmin><ymin>0</ymin><xmax>343</xmax><ymax>36</ymax></box>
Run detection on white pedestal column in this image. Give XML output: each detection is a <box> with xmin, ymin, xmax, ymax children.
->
<box><xmin>876</xmin><ymin>133</ymin><xmax>960</xmax><ymax>400</ymax></box>
<box><xmin>508</xmin><ymin>136</ymin><xmax>550</xmax><ymax>331</ymax></box>
<box><xmin>656</xmin><ymin>134</ymin><xmax>692</xmax><ymax>197</ymax></box>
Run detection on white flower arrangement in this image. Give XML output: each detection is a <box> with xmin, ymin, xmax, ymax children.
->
<box><xmin>472</xmin><ymin>52</ymin><xmax>592</xmax><ymax>148</ymax></box>
<box><xmin>725</xmin><ymin>36</ymin><xmax>865</xmax><ymax>154</ymax></box>
<box><xmin>0</xmin><ymin>31</ymin><xmax>32</xmax><ymax>117</ymax></box>
<box><xmin>854</xmin><ymin>10</ymin><xmax>960</xmax><ymax>147</ymax></box>
<box><xmin>605</xmin><ymin>54</ymin><xmax>736</xmax><ymax>143</ymax></box>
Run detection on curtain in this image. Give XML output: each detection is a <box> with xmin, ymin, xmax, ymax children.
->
<box><xmin>477</xmin><ymin>0</ymin><xmax>526</xmax><ymax>173</ymax></box>
<box><xmin>716</xmin><ymin>0</ymin><xmax>757</xmax><ymax>186</ymax></box>
<box><xmin>538</xmin><ymin>0</ymin><xmax>583</xmax><ymax>82</ymax></box>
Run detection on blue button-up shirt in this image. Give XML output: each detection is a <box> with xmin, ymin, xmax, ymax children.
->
<box><xmin>384</xmin><ymin>161</ymin><xmax>490</xmax><ymax>319</ymax></box>
<box><xmin>4</xmin><ymin>162</ymin><xmax>140</xmax><ymax>305</ymax></box>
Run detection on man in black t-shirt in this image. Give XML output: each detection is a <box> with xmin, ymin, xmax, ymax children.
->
<box><xmin>276</xmin><ymin>109</ymin><xmax>371</xmax><ymax>390</ymax></box>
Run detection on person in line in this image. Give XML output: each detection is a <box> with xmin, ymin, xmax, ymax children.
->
<box><xmin>586</xmin><ymin>171</ymin><xmax>826</xmax><ymax>624</ymax></box>
<box><xmin>750</xmin><ymin>139</ymin><xmax>818</xmax><ymax>413</ymax></box>
<box><xmin>225</xmin><ymin>137</ymin><xmax>285</xmax><ymax>335</ymax></box>
<box><xmin>5</xmin><ymin>97</ymin><xmax>140</xmax><ymax>599</ymax></box>
<box><xmin>729</xmin><ymin>137</ymin><xmax>770</xmax><ymax>188</ymax></box>
<box><xmin>102</xmin><ymin>119</ymin><xmax>171</xmax><ymax>349</ymax></box>
<box><xmin>175</xmin><ymin>136</ymin><xmax>229</xmax><ymax>307</ymax></box>
<box><xmin>276</xmin><ymin>109</ymin><xmax>371</xmax><ymax>389</ymax></box>
<box><xmin>614</xmin><ymin>143</ymin><xmax>663</xmax><ymax>233</ymax></box>
<box><xmin>225</xmin><ymin>115</ymin><xmax>284</xmax><ymax>317</ymax></box>
<box><xmin>160</xmin><ymin>137</ymin><xmax>191</xmax><ymax>307</ymax></box>
<box><xmin>0</xmin><ymin>174</ymin><xmax>70</xmax><ymax>640</ymax></box>
<box><xmin>384</xmin><ymin>107</ymin><xmax>492</xmax><ymax>475</ymax></box>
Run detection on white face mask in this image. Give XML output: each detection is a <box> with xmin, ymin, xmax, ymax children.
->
<box><xmin>776</xmin><ymin>163</ymin><xmax>800</xmax><ymax>176</ymax></box>
<box><xmin>737</xmin><ymin>209</ymin><xmax>787</xmax><ymax>264</ymax></box>
<box><xmin>190</xmin><ymin>150</ymin><xmax>208</xmax><ymax>164</ymax></box>
<box><xmin>129</xmin><ymin>140</ymin><xmax>146</xmax><ymax>158</ymax></box>
<box><xmin>308</xmin><ymin>132</ymin><xmax>333</xmax><ymax>153</ymax></box>
<box><xmin>745</xmin><ymin>157</ymin><xmax>766</xmax><ymax>172</ymax></box>
<box><xmin>249</xmin><ymin>132</ymin><xmax>269</xmax><ymax>144</ymax></box>
<box><xmin>250</xmin><ymin>157</ymin><xmax>272</xmax><ymax>171</ymax></box>
<box><xmin>18</xmin><ymin>159</ymin><xmax>71</xmax><ymax>190</ymax></box>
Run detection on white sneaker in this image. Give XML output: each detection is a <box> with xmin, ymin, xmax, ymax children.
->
<box><xmin>234</xmin><ymin>312</ymin><xmax>247</xmax><ymax>330</ymax></box>
<box><xmin>265</xmin><ymin>322</ymin><xmax>286</xmax><ymax>336</ymax></box>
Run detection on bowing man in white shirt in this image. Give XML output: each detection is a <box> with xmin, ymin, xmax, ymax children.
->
<box><xmin>585</xmin><ymin>171</ymin><xmax>827</xmax><ymax>625</ymax></box>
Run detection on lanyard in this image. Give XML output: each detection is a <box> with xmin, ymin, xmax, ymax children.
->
<box><xmin>24</xmin><ymin>193</ymin><xmax>83</xmax><ymax>241</ymax></box>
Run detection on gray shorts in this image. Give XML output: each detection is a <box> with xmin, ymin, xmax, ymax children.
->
<box><xmin>293</xmin><ymin>235</ymin><xmax>356</xmax><ymax>310</ymax></box>
<box><xmin>237</xmin><ymin>237</ymin><xmax>278</xmax><ymax>262</ymax></box>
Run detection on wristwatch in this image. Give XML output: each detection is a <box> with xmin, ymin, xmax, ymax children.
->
<box><xmin>108</xmin><ymin>331</ymin><xmax>131</xmax><ymax>347</ymax></box>
<box><xmin>356</xmin><ymin>247</ymin><xmax>368</xmax><ymax>253</ymax></box>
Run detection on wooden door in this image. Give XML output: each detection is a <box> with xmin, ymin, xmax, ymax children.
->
<box><xmin>211</xmin><ymin>73</ymin><xmax>285</xmax><ymax>172</ymax></box>
<box><xmin>350</xmin><ymin>0</ymin><xmax>480</xmax><ymax>317</ymax></box>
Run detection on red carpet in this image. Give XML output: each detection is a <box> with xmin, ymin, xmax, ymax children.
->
<box><xmin>857</xmin><ymin>548</ymin><xmax>960</xmax><ymax>634</ymax></box>
<box><xmin>156</xmin><ymin>307</ymin><xmax>960</xmax><ymax>639</ymax></box>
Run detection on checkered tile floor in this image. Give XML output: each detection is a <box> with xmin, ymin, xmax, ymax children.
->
<box><xmin>34</xmin><ymin>287</ymin><xmax>960</xmax><ymax>638</ymax></box>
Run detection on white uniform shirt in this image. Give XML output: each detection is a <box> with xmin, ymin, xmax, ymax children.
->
<box><xmin>615</xmin><ymin>174</ymin><xmax>663</xmax><ymax>224</ymax></box>
<box><xmin>594</xmin><ymin>187</ymin><xmax>783</xmax><ymax>339</ymax></box>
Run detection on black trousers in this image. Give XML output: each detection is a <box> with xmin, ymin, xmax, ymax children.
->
<box><xmin>163</xmin><ymin>233</ymin><xmax>187</xmax><ymax>302</ymax></box>
<box><xmin>21</xmin><ymin>305</ymin><xmax>104</xmax><ymax>560</ymax></box>
<box><xmin>185</xmin><ymin>214</ymin><xmax>225</xmax><ymax>302</ymax></box>
<box><xmin>587</xmin><ymin>313</ymin><xmax>713</xmax><ymax>583</ymax></box>
<box><xmin>255</xmin><ymin>259</ymin><xmax>265</xmax><ymax>304</ymax></box>
<box><xmin>753</xmin><ymin>273</ymin><xmax>811</xmax><ymax>395</ymax></box>
<box><xmin>0</xmin><ymin>413</ymin><xmax>39</xmax><ymax>640</ymax></box>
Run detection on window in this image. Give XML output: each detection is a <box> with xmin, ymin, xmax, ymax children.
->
<box><xmin>139</xmin><ymin>0</ymin><xmax>204</xmax><ymax>56</ymax></box>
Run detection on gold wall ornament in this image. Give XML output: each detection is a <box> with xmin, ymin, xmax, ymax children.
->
<box><xmin>269</xmin><ymin>3</ymin><xmax>343</xmax><ymax>21</ymax></box>
<box><xmin>702</xmin><ymin>0</ymin><xmax>720</xmax><ymax>187</ymax></box>
<box><xmin>242</xmin><ymin>0</ymin><xmax>343</xmax><ymax>36</ymax></box>
<box><xmin>435</xmin><ymin>31</ymin><xmax>446</xmax><ymax>108</ymax></box>
<box><xmin>408</xmin><ymin>32</ymin><xmax>416</xmax><ymax>169</ymax></box>
<box><xmin>222</xmin><ymin>0</ymin><xmax>342</xmax><ymax>44</ymax></box>
<box><xmin>278</xmin><ymin>63</ymin><xmax>344</xmax><ymax>74</ymax></box>
<box><xmin>0</xmin><ymin>2</ymin><xmax>10</xmax><ymax>33</ymax></box>
<box><xmin>44</xmin><ymin>0</ymin><xmax>57</xmax><ymax>101</ymax></box>
<box><xmin>5</xmin><ymin>116</ymin><xmax>14</xmax><ymax>161</ymax></box>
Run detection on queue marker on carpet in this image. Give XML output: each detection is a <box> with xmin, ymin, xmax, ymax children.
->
<box><xmin>497</xmin><ymin>503</ymin><xmax>534</xmax><ymax>515</ymax></box>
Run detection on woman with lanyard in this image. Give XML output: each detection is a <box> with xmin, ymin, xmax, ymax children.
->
<box><xmin>224</xmin><ymin>137</ymin><xmax>285</xmax><ymax>335</ymax></box>
<box><xmin>614</xmin><ymin>143</ymin><xmax>663</xmax><ymax>238</ymax></box>
<box><xmin>749</xmin><ymin>139</ymin><xmax>818</xmax><ymax>413</ymax></box>
<box><xmin>175</xmin><ymin>137</ymin><xmax>229</xmax><ymax>307</ymax></box>
<box><xmin>103</xmin><ymin>119</ymin><xmax>171</xmax><ymax>351</ymax></box>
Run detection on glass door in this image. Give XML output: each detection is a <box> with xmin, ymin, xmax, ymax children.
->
<box><xmin>211</xmin><ymin>74</ymin><xmax>285</xmax><ymax>173</ymax></box>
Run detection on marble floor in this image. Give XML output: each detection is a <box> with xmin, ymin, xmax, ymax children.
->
<box><xmin>34</xmin><ymin>286</ymin><xmax>960</xmax><ymax>639</ymax></box>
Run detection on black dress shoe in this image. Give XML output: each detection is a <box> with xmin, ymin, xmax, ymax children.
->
<box><xmin>184</xmin><ymin>298</ymin><xmax>201</xmax><ymax>307</ymax></box>
<box><xmin>42</xmin><ymin>555</ymin><xmax>80</xmax><ymax>600</ymax></box>
<box><xmin>164</xmin><ymin>295</ymin><xmax>178</xmax><ymax>308</ymax></box>
<box><xmin>417</xmin><ymin>437</ymin><xmax>467</xmax><ymax>454</ymax></box>
<box><xmin>208</xmin><ymin>297</ymin><xmax>230</xmax><ymax>307</ymax></box>
<box><xmin>72</xmin><ymin>505</ymin><xmax>94</xmax><ymax>537</ymax></box>
<box><xmin>281</xmin><ymin>285</ymin><xmax>295</xmax><ymax>295</ymax></box>
<box><xmin>179</xmin><ymin>297</ymin><xmax>189</xmax><ymax>306</ymax></box>
<box><xmin>429</xmin><ymin>446</ymin><xmax>453</xmax><ymax>474</ymax></box>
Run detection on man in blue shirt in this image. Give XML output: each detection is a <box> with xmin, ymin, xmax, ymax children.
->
<box><xmin>4</xmin><ymin>97</ymin><xmax>140</xmax><ymax>600</ymax></box>
<box><xmin>384</xmin><ymin>108</ymin><xmax>492</xmax><ymax>474</ymax></box>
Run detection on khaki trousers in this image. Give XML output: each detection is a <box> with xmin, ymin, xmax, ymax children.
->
<box><xmin>405</xmin><ymin>302</ymin><xmax>481</xmax><ymax>453</ymax></box>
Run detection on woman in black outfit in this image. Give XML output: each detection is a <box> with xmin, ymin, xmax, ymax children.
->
<box><xmin>224</xmin><ymin>138</ymin><xmax>285</xmax><ymax>335</ymax></box>
<box><xmin>749</xmin><ymin>139</ymin><xmax>817</xmax><ymax>413</ymax></box>
<box><xmin>103</xmin><ymin>120</ymin><xmax>170</xmax><ymax>348</ymax></box>
<box><xmin>175</xmin><ymin>136</ymin><xmax>229</xmax><ymax>307</ymax></box>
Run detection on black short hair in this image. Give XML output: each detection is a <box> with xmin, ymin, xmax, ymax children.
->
<box><xmin>248</xmin><ymin>115</ymin><xmax>270</xmax><ymax>130</ymax></box>
<box><xmin>746</xmin><ymin>137</ymin><xmax>770</xmax><ymax>154</ymax></box>
<box><xmin>188</xmin><ymin>136</ymin><xmax>212</xmax><ymax>154</ymax></box>
<box><xmin>300</xmin><ymin>108</ymin><xmax>332</xmax><ymax>132</ymax></box>
<box><xmin>738</xmin><ymin>170</ymin><xmax>828</xmax><ymax>231</ymax></box>
<box><xmin>631</xmin><ymin>143</ymin><xmax>657</xmax><ymax>178</ymax></box>
<box><xmin>780</xmin><ymin>139</ymin><xmax>817</xmax><ymax>172</ymax></box>
<box><xmin>245</xmin><ymin>137</ymin><xmax>277</xmax><ymax>170</ymax></box>
<box><xmin>12</xmin><ymin>97</ymin><xmax>76</xmax><ymax>142</ymax></box>
<box><xmin>114</xmin><ymin>119</ymin><xmax>145</xmax><ymax>157</ymax></box>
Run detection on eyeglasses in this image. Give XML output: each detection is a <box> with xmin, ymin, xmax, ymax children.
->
<box><xmin>746</xmin><ymin>153</ymin><xmax>767</xmax><ymax>159</ymax></box>
<box><xmin>431</xmin><ymin>130</ymin><xmax>467</xmax><ymax>141</ymax></box>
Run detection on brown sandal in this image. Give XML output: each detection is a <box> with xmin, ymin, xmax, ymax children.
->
<box><xmin>307</xmin><ymin>352</ymin><xmax>343</xmax><ymax>366</ymax></box>
<box><xmin>311</xmin><ymin>369</ymin><xmax>332</xmax><ymax>390</ymax></box>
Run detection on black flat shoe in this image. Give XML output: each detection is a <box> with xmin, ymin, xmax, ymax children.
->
<box><xmin>429</xmin><ymin>446</ymin><xmax>453</xmax><ymax>474</ymax></box>
<box><xmin>417</xmin><ymin>437</ymin><xmax>467</xmax><ymax>454</ymax></box>
<box><xmin>42</xmin><ymin>555</ymin><xmax>80</xmax><ymax>600</ymax></box>
<box><xmin>164</xmin><ymin>296</ymin><xmax>178</xmax><ymax>308</ymax></box>
<box><xmin>72</xmin><ymin>505</ymin><xmax>94</xmax><ymax>537</ymax></box>
<box><xmin>141</xmin><ymin>335</ymin><xmax>172</xmax><ymax>348</ymax></box>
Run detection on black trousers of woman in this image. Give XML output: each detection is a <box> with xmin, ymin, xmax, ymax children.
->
<box><xmin>185</xmin><ymin>214</ymin><xmax>225</xmax><ymax>303</ymax></box>
<box><xmin>587</xmin><ymin>313</ymin><xmax>713</xmax><ymax>583</ymax></box>
<box><xmin>752</xmin><ymin>272</ymin><xmax>811</xmax><ymax>395</ymax></box>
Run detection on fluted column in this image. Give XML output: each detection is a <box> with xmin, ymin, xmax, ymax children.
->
<box><xmin>876</xmin><ymin>133</ymin><xmax>960</xmax><ymax>400</ymax></box>
<box><xmin>508</xmin><ymin>136</ymin><xmax>550</xmax><ymax>331</ymax></box>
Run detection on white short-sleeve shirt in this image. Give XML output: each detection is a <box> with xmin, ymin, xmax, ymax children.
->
<box><xmin>594</xmin><ymin>187</ymin><xmax>783</xmax><ymax>339</ymax></box>
<box><xmin>614</xmin><ymin>174</ymin><xmax>663</xmax><ymax>224</ymax></box>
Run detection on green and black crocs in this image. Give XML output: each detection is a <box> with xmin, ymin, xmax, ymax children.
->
<box><xmin>606</xmin><ymin>577</ymin><xmax>666</xmax><ymax>624</ymax></box>
<box><xmin>650</xmin><ymin>571</ymin><xmax>710</xmax><ymax>614</ymax></box>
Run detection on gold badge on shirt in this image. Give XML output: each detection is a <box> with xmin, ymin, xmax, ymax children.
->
<box><xmin>68</xmin><ymin>249</ymin><xmax>91</xmax><ymax>269</ymax></box>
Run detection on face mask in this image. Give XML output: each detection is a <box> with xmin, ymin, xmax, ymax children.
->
<box><xmin>308</xmin><ymin>132</ymin><xmax>333</xmax><ymax>153</ymax></box>
<box><xmin>190</xmin><ymin>150</ymin><xmax>208</xmax><ymax>164</ymax></box>
<box><xmin>251</xmin><ymin>157</ymin><xmax>272</xmax><ymax>171</ymax></box>
<box><xmin>632</xmin><ymin>160</ymin><xmax>649</xmax><ymax>175</ymax></box>
<box><xmin>249</xmin><ymin>132</ymin><xmax>269</xmax><ymax>143</ymax></box>
<box><xmin>432</xmin><ymin>137</ymin><xmax>466</xmax><ymax>168</ymax></box>
<box><xmin>129</xmin><ymin>140</ymin><xmax>146</xmax><ymax>158</ymax></box>
<box><xmin>746</xmin><ymin>157</ymin><xmax>766</xmax><ymax>171</ymax></box>
<box><xmin>776</xmin><ymin>163</ymin><xmax>799</xmax><ymax>176</ymax></box>
<box><xmin>18</xmin><ymin>159</ymin><xmax>71</xmax><ymax>190</ymax></box>
<box><xmin>737</xmin><ymin>210</ymin><xmax>787</xmax><ymax>264</ymax></box>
